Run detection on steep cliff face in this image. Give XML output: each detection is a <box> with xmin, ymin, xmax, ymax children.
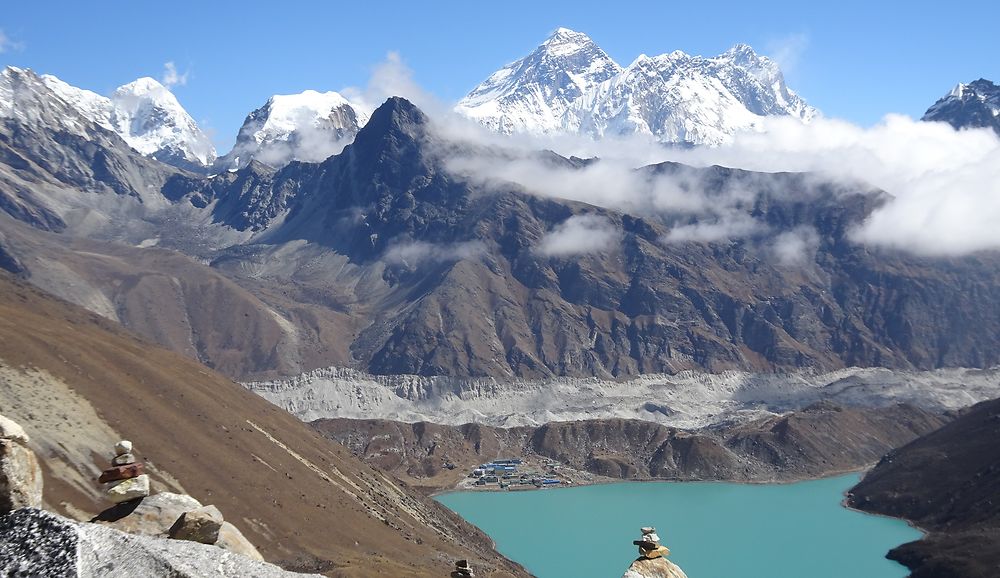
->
<box><xmin>849</xmin><ymin>396</ymin><xmax>1000</xmax><ymax>578</ymax></box>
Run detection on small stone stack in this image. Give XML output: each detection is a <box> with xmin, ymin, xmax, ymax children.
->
<box><xmin>450</xmin><ymin>559</ymin><xmax>474</xmax><ymax>578</ymax></box>
<box><xmin>99</xmin><ymin>440</ymin><xmax>150</xmax><ymax>503</ymax></box>
<box><xmin>632</xmin><ymin>527</ymin><xmax>669</xmax><ymax>559</ymax></box>
<box><xmin>623</xmin><ymin>526</ymin><xmax>688</xmax><ymax>578</ymax></box>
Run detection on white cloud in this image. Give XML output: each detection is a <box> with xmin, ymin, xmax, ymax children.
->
<box><xmin>765</xmin><ymin>33</ymin><xmax>809</xmax><ymax>77</ymax></box>
<box><xmin>342</xmin><ymin>52</ymin><xmax>441</xmax><ymax>117</ymax></box>
<box><xmin>0</xmin><ymin>29</ymin><xmax>23</xmax><ymax>53</ymax></box>
<box><xmin>384</xmin><ymin>240</ymin><xmax>486</xmax><ymax>267</ymax></box>
<box><xmin>161</xmin><ymin>61</ymin><xmax>188</xmax><ymax>89</ymax></box>
<box><xmin>664</xmin><ymin>214</ymin><xmax>765</xmax><ymax>244</ymax></box>
<box><xmin>669</xmin><ymin>115</ymin><xmax>1000</xmax><ymax>256</ymax></box>
<box><xmin>770</xmin><ymin>226</ymin><xmax>820</xmax><ymax>266</ymax></box>
<box><xmin>331</xmin><ymin>52</ymin><xmax>1000</xmax><ymax>258</ymax></box>
<box><xmin>536</xmin><ymin>215</ymin><xmax>620</xmax><ymax>257</ymax></box>
<box><xmin>439</xmin><ymin>105</ymin><xmax>1000</xmax><ymax>257</ymax></box>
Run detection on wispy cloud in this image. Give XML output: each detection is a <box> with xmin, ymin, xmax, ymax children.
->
<box><xmin>384</xmin><ymin>240</ymin><xmax>486</xmax><ymax>267</ymax></box>
<box><xmin>0</xmin><ymin>29</ymin><xmax>24</xmax><ymax>54</ymax></box>
<box><xmin>290</xmin><ymin>51</ymin><xmax>1000</xmax><ymax>258</ymax></box>
<box><xmin>769</xmin><ymin>226</ymin><xmax>820</xmax><ymax>267</ymax></box>
<box><xmin>765</xmin><ymin>32</ymin><xmax>809</xmax><ymax>77</ymax></box>
<box><xmin>536</xmin><ymin>215</ymin><xmax>621</xmax><ymax>257</ymax></box>
<box><xmin>161</xmin><ymin>61</ymin><xmax>188</xmax><ymax>88</ymax></box>
<box><xmin>342</xmin><ymin>51</ymin><xmax>440</xmax><ymax>116</ymax></box>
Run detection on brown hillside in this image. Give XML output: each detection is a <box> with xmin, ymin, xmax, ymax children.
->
<box><xmin>0</xmin><ymin>271</ymin><xmax>527</xmax><ymax>578</ymax></box>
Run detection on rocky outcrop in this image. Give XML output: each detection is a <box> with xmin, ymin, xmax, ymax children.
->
<box><xmin>849</xmin><ymin>396</ymin><xmax>1000</xmax><ymax>578</ymax></box>
<box><xmin>92</xmin><ymin>492</ymin><xmax>262</xmax><ymax>560</ymax></box>
<box><xmin>0</xmin><ymin>508</ymin><xmax>320</xmax><ymax>577</ymax></box>
<box><xmin>0</xmin><ymin>414</ymin><xmax>42</xmax><ymax>513</ymax></box>
<box><xmin>169</xmin><ymin>504</ymin><xmax>224</xmax><ymax>544</ymax></box>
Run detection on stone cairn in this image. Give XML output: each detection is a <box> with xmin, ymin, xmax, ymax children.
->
<box><xmin>632</xmin><ymin>526</ymin><xmax>670</xmax><ymax>559</ymax></box>
<box><xmin>98</xmin><ymin>440</ymin><xmax>150</xmax><ymax>503</ymax></box>
<box><xmin>450</xmin><ymin>559</ymin><xmax>474</xmax><ymax>578</ymax></box>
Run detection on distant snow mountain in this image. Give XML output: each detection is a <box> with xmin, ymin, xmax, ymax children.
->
<box><xmin>922</xmin><ymin>79</ymin><xmax>1000</xmax><ymax>135</ymax></box>
<box><xmin>457</xmin><ymin>27</ymin><xmax>622</xmax><ymax>135</ymax></box>
<box><xmin>108</xmin><ymin>77</ymin><xmax>216</xmax><ymax>170</ymax></box>
<box><xmin>456</xmin><ymin>28</ymin><xmax>817</xmax><ymax>145</ymax></box>
<box><xmin>0</xmin><ymin>66</ymin><xmax>215</xmax><ymax>171</ymax></box>
<box><xmin>217</xmin><ymin>90</ymin><xmax>369</xmax><ymax>170</ymax></box>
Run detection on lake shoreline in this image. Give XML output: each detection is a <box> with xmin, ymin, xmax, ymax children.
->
<box><xmin>437</xmin><ymin>473</ymin><xmax>922</xmax><ymax>578</ymax></box>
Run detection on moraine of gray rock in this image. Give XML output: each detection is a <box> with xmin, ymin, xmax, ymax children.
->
<box><xmin>0</xmin><ymin>508</ymin><xmax>321</xmax><ymax>578</ymax></box>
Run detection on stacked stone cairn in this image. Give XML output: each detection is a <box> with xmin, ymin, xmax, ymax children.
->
<box><xmin>98</xmin><ymin>440</ymin><xmax>150</xmax><ymax>503</ymax></box>
<box><xmin>451</xmin><ymin>559</ymin><xmax>474</xmax><ymax>578</ymax></box>
<box><xmin>632</xmin><ymin>526</ymin><xmax>670</xmax><ymax>559</ymax></box>
<box><xmin>622</xmin><ymin>525</ymin><xmax>688</xmax><ymax>578</ymax></box>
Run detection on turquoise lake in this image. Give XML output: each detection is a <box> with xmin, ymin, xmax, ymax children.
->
<box><xmin>436</xmin><ymin>474</ymin><xmax>920</xmax><ymax>578</ymax></box>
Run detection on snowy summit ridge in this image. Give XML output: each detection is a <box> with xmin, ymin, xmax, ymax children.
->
<box><xmin>456</xmin><ymin>28</ymin><xmax>817</xmax><ymax>145</ymax></box>
<box><xmin>0</xmin><ymin>66</ymin><xmax>215</xmax><ymax>171</ymax></box>
<box><xmin>218</xmin><ymin>90</ymin><xmax>369</xmax><ymax>170</ymax></box>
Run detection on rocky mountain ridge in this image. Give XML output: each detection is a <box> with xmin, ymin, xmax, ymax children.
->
<box><xmin>922</xmin><ymin>78</ymin><xmax>1000</xmax><ymax>135</ymax></box>
<box><xmin>0</xmin><ymin>66</ymin><xmax>216</xmax><ymax>171</ymax></box>
<box><xmin>850</xmin><ymin>395</ymin><xmax>1000</xmax><ymax>578</ymax></box>
<box><xmin>457</xmin><ymin>28</ymin><xmax>816</xmax><ymax>144</ymax></box>
<box><xmin>313</xmin><ymin>402</ymin><xmax>946</xmax><ymax>487</ymax></box>
<box><xmin>4</xmin><ymin>88</ymin><xmax>1000</xmax><ymax>382</ymax></box>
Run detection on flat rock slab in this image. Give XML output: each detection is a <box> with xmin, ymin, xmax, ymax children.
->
<box><xmin>1</xmin><ymin>508</ymin><xmax>322</xmax><ymax>577</ymax></box>
<box><xmin>92</xmin><ymin>492</ymin><xmax>202</xmax><ymax>536</ymax></box>
<box><xmin>112</xmin><ymin>453</ymin><xmax>136</xmax><ymax>466</ymax></box>
<box><xmin>99</xmin><ymin>463</ymin><xmax>145</xmax><ymax>484</ymax></box>
<box><xmin>106</xmin><ymin>474</ymin><xmax>150</xmax><ymax>504</ymax></box>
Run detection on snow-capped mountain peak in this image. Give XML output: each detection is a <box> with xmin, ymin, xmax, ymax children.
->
<box><xmin>0</xmin><ymin>66</ymin><xmax>215</xmax><ymax>170</ymax></box>
<box><xmin>456</xmin><ymin>31</ymin><xmax>818</xmax><ymax>145</ymax></box>
<box><xmin>456</xmin><ymin>27</ymin><xmax>623</xmax><ymax>135</ymax></box>
<box><xmin>110</xmin><ymin>76</ymin><xmax>216</xmax><ymax>169</ymax></box>
<box><xmin>922</xmin><ymin>78</ymin><xmax>1000</xmax><ymax>134</ymax></box>
<box><xmin>218</xmin><ymin>90</ymin><xmax>368</xmax><ymax>170</ymax></box>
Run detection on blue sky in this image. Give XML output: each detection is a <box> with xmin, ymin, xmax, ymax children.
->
<box><xmin>3</xmin><ymin>1</ymin><xmax>997</xmax><ymax>150</ymax></box>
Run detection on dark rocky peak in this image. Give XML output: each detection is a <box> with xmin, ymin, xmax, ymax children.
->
<box><xmin>350</xmin><ymin>96</ymin><xmax>429</xmax><ymax>159</ymax></box>
<box><xmin>923</xmin><ymin>78</ymin><xmax>1000</xmax><ymax>134</ymax></box>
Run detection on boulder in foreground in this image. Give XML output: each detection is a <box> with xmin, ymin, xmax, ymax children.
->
<box><xmin>0</xmin><ymin>508</ymin><xmax>320</xmax><ymax>578</ymax></box>
<box><xmin>0</xmin><ymin>414</ymin><xmax>42</xmax><ymax>513</ymax></box>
